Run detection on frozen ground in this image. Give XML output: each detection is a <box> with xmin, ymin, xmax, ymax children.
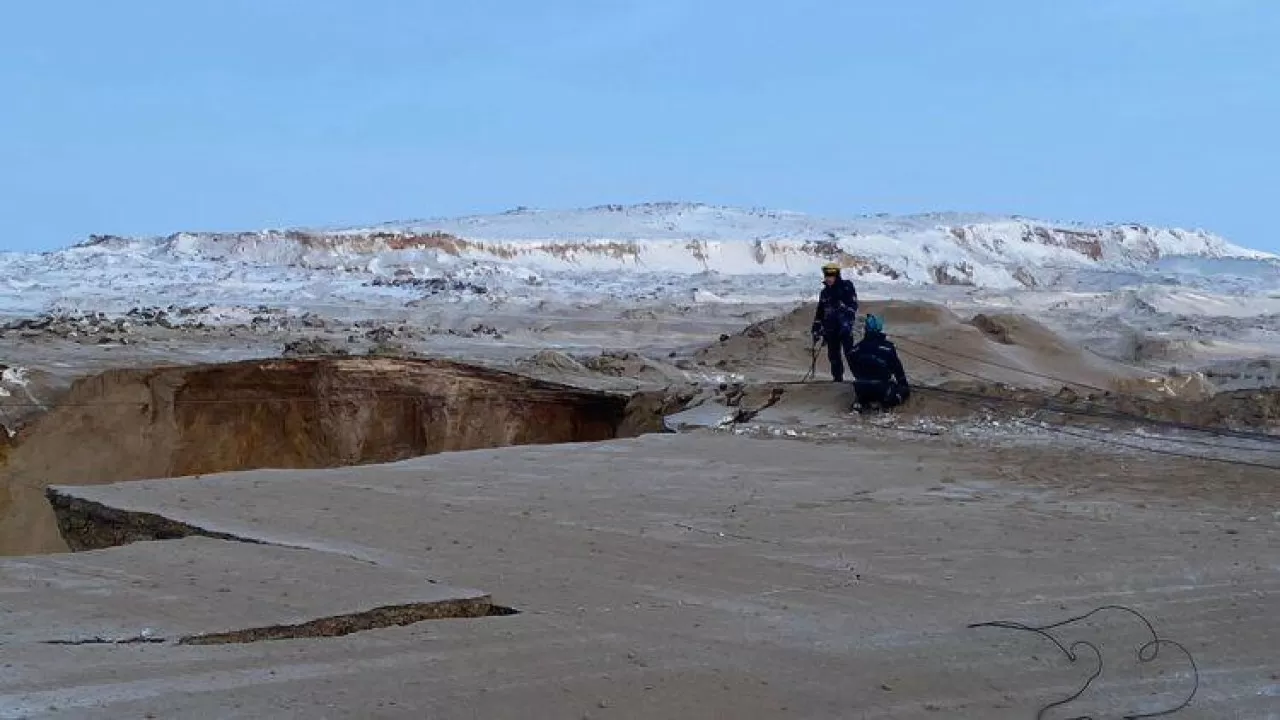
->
<box><xmin>2</xmin><ymin>205</ymin><xmax>1279</xmax><ymax>719</ymax></box>
<box><xmin>3</xmin><ymin>204</ymin><xmax>1280</xmax><ymax>430</ymax></box>
<box><xmin>5</xmin><ymin>433</ymin><xmax>1275</xmax><ymax>719</ymax></box>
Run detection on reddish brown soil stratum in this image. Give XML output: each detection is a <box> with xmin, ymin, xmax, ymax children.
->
<box><xmin>0</xmin><ymin>357</ymin><xmax>630</xmax><ymax>556</ymax></box>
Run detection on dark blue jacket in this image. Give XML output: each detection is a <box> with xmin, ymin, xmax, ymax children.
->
<box><xmin>814</xmin><ymin>278</ymin><xmax>859</xmax><ymax>334</ymax></box>
<box><xmin>849</xmin><ymin>331</ymin><xmax>908</xmax><ymax>386</ymax></box>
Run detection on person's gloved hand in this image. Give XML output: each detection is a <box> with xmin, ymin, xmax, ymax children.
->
<box><xmin>811</xmin><ymin>322</ymin><xmax>822</xmax><ymax>342</ymax></box>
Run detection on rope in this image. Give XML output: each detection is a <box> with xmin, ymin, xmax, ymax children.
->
<box><xmin>800</xmin><ymin>337</ymin><xmax>824</xmax><ymax>383</ymax></box>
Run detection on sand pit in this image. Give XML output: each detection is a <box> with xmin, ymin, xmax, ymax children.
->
<box><xmin>691</xmin><ymin>300</ymin><xmax>1174</xmax><ymax>395</ymax></box>
<box><xmin>0</xmin><ymin>357</ymin><xmax>630</xmax><ymax>556</ymax></box>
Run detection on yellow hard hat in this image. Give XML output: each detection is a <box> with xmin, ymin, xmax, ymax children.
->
<box><xmin>821</xmin><ymin>262</ymin><xmax>841</xmax><ymax>274</ymax></box>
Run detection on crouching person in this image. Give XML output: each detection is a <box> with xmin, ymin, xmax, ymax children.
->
<box><xmin>849</xmin><ymin>315</ymin><xmax>910</xmax><ymax>411</ymax></box>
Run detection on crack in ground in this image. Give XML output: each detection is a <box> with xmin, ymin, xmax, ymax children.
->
<box><xmin>42</xmin><ymin>601</ymin><xmax>520</xmax><ymax>647</ymax></box>
<box><xmin>44</xmin><ymin>635</ymin><xmax>165</xmax><ymax>645</ymax></box>
<box><xmin>38</xmin><ymin>492</ymin><xmax>522</xmax><ymax>647</ymax></box>
<box><xmin>44</xmin><ymin>490</ymin><xmax>387</xmax><ymax>567</ymax></box>
<box><xmin>181</xmin><ymin>600</ymin><xmax>518</xmax><ymax>646</ymax></box>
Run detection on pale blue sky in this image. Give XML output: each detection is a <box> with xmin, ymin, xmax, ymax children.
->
<box><xmin>2</xmin><ymin>1</ymin><xmax>1277</xmax><ymax>252</ymax></box>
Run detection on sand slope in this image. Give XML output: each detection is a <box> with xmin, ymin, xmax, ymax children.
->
<box><xmin>691</xmin><ymin>300</ymin><xmax>1171</xmax><ymax>394</ymax></box>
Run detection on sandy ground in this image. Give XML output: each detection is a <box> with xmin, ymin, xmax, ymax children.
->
<box><xmin>2</xmin><ymin>433</ymin><xmax>1275</xmax><ymax>719</ymax></box>
<box><xmin>1</xmin><ymin>287</ymin><xmax>1255</xmax><ymax>435</ymax></box>
<box><xmin>2</xmin><ymin>287</ymin><xmax>1278</xmax><ymax>718</ymax></box>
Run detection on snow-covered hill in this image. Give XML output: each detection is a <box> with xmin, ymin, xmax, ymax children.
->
<box><xmin>1</xmin><ymin>202</ymin><xmax>1276</xmax><ymax>317</ymax></box>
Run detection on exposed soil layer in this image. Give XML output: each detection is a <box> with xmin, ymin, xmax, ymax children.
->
<box><xmin>179</xmin><ymin>598</ymin><xmax>500</xmax><ymax>645</ymax></box>
<box><xmin>2</xmin><ymin>357</ymin><xmax>630</xmax><ymax>556</ymax></box>
<box><xmin>46</xmin><ymin>491</ymin><xmax>271</xmax><ymax>552</ymax></box>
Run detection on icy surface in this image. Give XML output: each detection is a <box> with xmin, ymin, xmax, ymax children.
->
<box><xmin>0</xmin><ymin>203</ymin><xmax>1275</xmax><ymax>319</ymax></box>
<box><xmin>0</xmin><ymin>366</ymin><xmax>29</xmax><ymax>398</ymax></box>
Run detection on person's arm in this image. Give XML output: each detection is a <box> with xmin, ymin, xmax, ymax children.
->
<box><xmin>888</xmin><ymin>346</ymin><xmax>908</xmax><ymax>386</ymax></box>
<box><xmin>842</xmin><ymin>281</ymin><xmax>859</xmax><ymax>314</ymax></box>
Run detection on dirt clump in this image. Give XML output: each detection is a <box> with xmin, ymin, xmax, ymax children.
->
<box><xmin>0</xmin><ymin>357</ymin><xmax>630</xmax><ymax>556</ymax></box>
<box><xmin>282</xmin><ymin>337</ymin><xmax>350</xmax><ymax>357</ymax></box>
<box><xmin>520</xmin><ymin>350</ymin><xmax>590</xmax><ymax>375</ymax></box>
<box><xmin>1117</xmin><ymin>331</ymin><xmax>1213</xmax><ymax>365</ymax></box>
<box><xmin>967</xmin><ymin>313</ymin><xmax>1072</xmax><ymax>354</ymax></box>
<box><xmin>581</xmin><ymin>351</ymin><xmax>689</xmax><ymax>385</ymax></box>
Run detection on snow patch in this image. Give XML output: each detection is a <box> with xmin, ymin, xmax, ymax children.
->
<box><xmin>1</xmin><ymin>203</ymin><xmax>1275</xmax><ymax>319</ymax></box>
<box><xmin>0</xmin><ymin>365</ymin><xmax>30</xmax><ymax>399</ymax></box>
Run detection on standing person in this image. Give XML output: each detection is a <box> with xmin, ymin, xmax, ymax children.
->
<box><xmin>810</xmin><ymin>262</ymin><xmax>859</xmax><ymax>382</ymax></box>
<box><xmin>849</xmin><ymin>314</ymin><xmax>911</xmax><ymax>410</ymax></box>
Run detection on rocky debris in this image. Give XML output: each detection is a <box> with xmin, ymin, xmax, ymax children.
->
<box><xmin>282</xmin><ymin>338</ymin><xmax>350</xmax><ymax>357</ymax></box>
<box><xmin>3</xmin><ymin>311</ymin><xmax>136</xmax><ymax>343</ymax></box>
<box><xmin>466</xmin><ymin>323</ymin><xmax>502</xmax><ymax>338</ymax></box>
<box><xmin>3</xmin><ymin>317</ymin><xmax>53</xmax><ymax>332</ymax></box>
<box><xmin>365</xmin><ymin>326</ymin><xmax>397</xmax><ymax>344</ymax></box>
<box><xmin>351</xmin><ymin>320</ymin><xmax>503</xmax><ymax>342</ymax></box>
<box><xmin>365</xmin><ymin>342</ymin><xmax>413</xmax><ymax>358</ymax></box>
<box><xmin>518</xmin><ymin>350</ymin><xmax>590</xmax><ymax>375</ymax></box>
<box><xmin>1200</xmin><ymin>357</ymin><xmax>1280</xmax><ymax>392</ymax></box>
<box><xmin>368</xmin><ymin>273</ymin><xmax>488</xmax><ymax>296</ymax></box>
<box><xmin>298</xmin><ymin>312</ymin><xmax>328</xmax><ymax>329</ymax></box>
<box><xmin>1</xmin><ymin>305</ymin><xmax>351</xmax><ymax>342</ymax></box>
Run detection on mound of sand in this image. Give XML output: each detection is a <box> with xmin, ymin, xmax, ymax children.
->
<box><xmin>282</xmin><ymin>337</ymin><xmax>351</xmax><ymax>357</ymax></box>
<box><xmin>0</xmin><ymin>357</ymin><xmax>629</xmax><ymax>556</ymax></box>
<box><xmin>967</xmin><ymin>313</ymin><xmax>1074</xmax><ymax>354</ymax></box>
<box><xmin>512</xmin><ymin>349</ymin><xmax>696</xmax><ymax>394</ymax></box>
<box><xmin>1119</xmin><ymin>332</ymin><xmax>1216</xmax><ymax>364</ymax></box>
<box><xmin>582</xmin><ymin>351</ymin><xmax>690</xmax><ymax>385</ymax></box>
<box><xmin>519</xmin><ymin>350</ymin><xmax>591</xmax><ymax>374</ymax></box>
<box><xmin>691</xmin><ymin>300</ymin><xmax>1167</xmax><ymax>395</ymax></box>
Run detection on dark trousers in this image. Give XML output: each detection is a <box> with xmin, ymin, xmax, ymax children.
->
<box><xmin>823</xmin><ymin>330</ymin><xmax>855</xmax><ymax>381</ymax></box>
<box><xmin>853</xmin><ymin>380</ymin><xmax>910</xmax><ymax>409</ymax></box>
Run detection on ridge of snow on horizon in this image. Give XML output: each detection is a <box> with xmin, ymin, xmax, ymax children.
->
<box><xmin>1</xmin><ymin>202</ymin><xmax>1277</xmax><ymax>320</ymax></box>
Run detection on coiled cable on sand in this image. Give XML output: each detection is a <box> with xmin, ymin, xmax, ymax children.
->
<box><xmin>969</xmin><ymin>604</ymin><xmax>1198</xmax><ymax>719</ymax></box>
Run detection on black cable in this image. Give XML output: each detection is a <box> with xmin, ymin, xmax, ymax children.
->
<box><xmin>801</xmin><ymin>337</ymin><xmax>823</xmax><ymax>383</ymax></box>
<box><xmin>911</xmin><ymin>383</ymin><xmax>1280</xmax><ymax>457</ymax></box>
<box><xmin>720</xmin><ymin>372</ymin><xmax>1280</xmax><ymax>466</ymax></box>
<box><xmin>896</xmin><ymin>347</ymin><xmax>1280</xmax><ymax>456</ymax></box>
<box><xmin>1033</xmin><ymin>421</ymin><xmax>1280</xmax><ymax>471</ymax></box>
<box><xmin>907</xmin><ymin>384</ymin><xmax>1280</xmax><ymax>470</ymax></box>
<box><xmin>895</xmin><ymin>333</ymin><xmax>1121</xmax><ymax>393</ymax></box>
<box><xmin>969</xmin><ymin>604</ymin><xmax>1198</xmax><ymax>719</ymax></box>
<box><xmin>764</xmin><ymin>343</ymin><xmax>1280</xmax><ymax>468</ymax></box>
<box><xmin>894</xmin><ymin>334</ymin><xmax>1280</xmax><ymax>445</ymax></box>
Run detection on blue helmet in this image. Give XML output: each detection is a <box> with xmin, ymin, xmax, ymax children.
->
<box><xmin>864</xmin><ymin>314</ymin><xmax>884</xmax><ymax>333</ymax></box>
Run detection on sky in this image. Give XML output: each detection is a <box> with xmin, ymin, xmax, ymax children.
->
<box><xmin>1</xmin><ymin>0</ymin><xmax>1277</xmax><ymax>252</ymax></box>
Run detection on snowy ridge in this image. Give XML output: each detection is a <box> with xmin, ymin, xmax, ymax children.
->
<box><xmin>72</xmin><ymin>203</ymin><xmax>1271</xmax><ymax>280</ymax></box>
<box><xmin>1</xmin><ymin>203</ymin><xmax>1276</xmax><ymax>318</ymax></box>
